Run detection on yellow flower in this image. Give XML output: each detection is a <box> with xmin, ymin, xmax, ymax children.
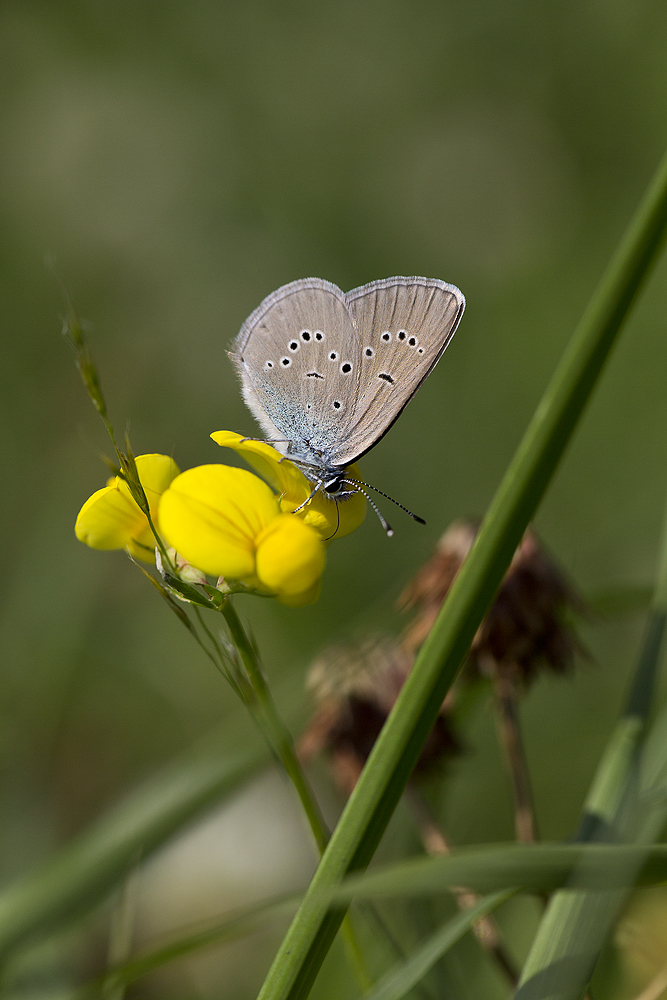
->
<box><xmin>75</xmin><ymin>454</ymin><xmax>180</xmax><ymax>562</ymax></box>
<box><xmin>210</xmin><ymin>431</ymin><xmax>366</xmax><ymax>539</ymax></box>
<box><xmin>158</xmin><ymin>465</ymin><xmax>326</xmax><ymax>606</ymax></box>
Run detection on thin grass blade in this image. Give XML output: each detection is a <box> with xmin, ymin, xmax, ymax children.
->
<box><xmin>363</xmin><ymin>892</ymin><xmax>513</xmax><ymax>1000</ymax></box>
<box><xmin>257</xmin><ymin>149</ymin><xmax>667</xmax><ymax>1000</ymax></box>
<box><xmin>81</xmin><ymin>894</ymin><xmax>301</xmax><ymax>997</ymax></box>
<box><xmin>326</xmin><ymin>843</ymin><xmax>667</xmax><ymax>901</ymax></box>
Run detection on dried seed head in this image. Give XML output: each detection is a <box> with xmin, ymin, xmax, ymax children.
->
<box><xmin>298</xmin><ymin>637</ymin><xmax>459</xmax><ymax>795</ymax></box>
<box><xmin>400</xmin><ymin>520</ymin><xmax>583</xmax><ymax>686</ymax></box>
<box><xmin>305</xmin><ymin>636</ymin><xmax>408</xmax><ymax>709</ymax></box>
<box><xmin>399</xmin><ymin>520</ymin><xmax>478</xmax><ymax>652</ymax></box>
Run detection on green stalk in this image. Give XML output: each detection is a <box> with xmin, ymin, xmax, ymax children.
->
<box><xmin>221</xmin><ymin>600</ymin><xmax>329</xmax><ymax>854</ymax></box>
<box><xmin>221</xmin><ymin>601</ymin><xmax>373</xmax><ymax>989</ymax></box>
<box><xmin>257</xmin><ymin>149</ymin><xmax>667</xmax><ymax>1000</ymax></box>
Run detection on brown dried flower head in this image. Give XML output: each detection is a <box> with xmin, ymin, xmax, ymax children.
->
<box><xmin>399</xmin><ymin>519</ymin><xmax>583</xmax><ymax>686</ymax></box>
<box><xmin>298</xmin><ymin>637</ymin><xmax>459</xmax><ymax>796</ymax></box>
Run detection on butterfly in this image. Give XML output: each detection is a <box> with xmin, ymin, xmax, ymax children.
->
<box><xmin>230</xmin><ymin>276</ymin><xmax>465</xmax><ymax>533</ymax></box>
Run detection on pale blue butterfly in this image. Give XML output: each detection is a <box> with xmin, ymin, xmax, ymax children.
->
<box><xmin>230</xmin><ymin>276</ymin><xmax>465</xmax><ymax>534</ymax></box>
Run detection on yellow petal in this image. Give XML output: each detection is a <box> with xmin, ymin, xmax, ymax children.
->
<box><xmin>210</xmin><ymin>431</ymin><xmax>305</xmax><ymax>496</ymax></box>
<box><xmin>159</xmin><ymin>465</ymin><xmax>280</xmax><ymax>579</ymax></box>
<box><xmin>278</xmin><ymin>578</ymin><xmax>322</xmax><ymax>607</ymax></box>
<box><xmin>132</xmin><ymin>454</ymin><xmax>181</xmax><ymax>505</ymax></box>
<box><xmin>75</xmin><ymin>483</ymin><xmax>146</xmax><ymax>551</ymax></box>
<box><xmin>75</xmin><ymin>454</ymin><xmax>180</xmax><ymax>562</ymax></box>
<box><xmin>255</xmin><ymin>514</ymin><xmax>326</xmax><ymax>598</ymax></box>
<box><xmin>117</xmin><ymin>454</ymin><xmax>182</xmax><ymax>549</ymax></box>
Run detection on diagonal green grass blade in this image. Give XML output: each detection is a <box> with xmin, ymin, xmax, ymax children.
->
<box><xmin>363</xmin><ymin>892</ymin><xmax>513</xmax><ymax>1000</ymax></box>
<box><xmin>257</xmin><ymin>148</ymin><xmax>667</xmax><ymax>1000</ymax></box>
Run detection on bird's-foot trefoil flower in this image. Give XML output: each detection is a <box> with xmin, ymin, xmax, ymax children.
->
<box><xmin>158</xmin><ymin>464</ymin><xmax>326</xmax><ymax>606</ymax></box>
<box><xmin>76</xmin><ymin>434</ymin><xmax>366</xmax><ymax>606</ymax></box>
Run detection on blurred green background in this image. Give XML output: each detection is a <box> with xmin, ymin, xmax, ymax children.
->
<box><xmin>2</xmin><ymin>1</ymin><xmax>667</xmax><ymax>996</ymax></box>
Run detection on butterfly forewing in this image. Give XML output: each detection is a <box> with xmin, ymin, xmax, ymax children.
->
<box><xmin>231</xmin><ymin>278</ymin><xmax>363</xmax><ymax>464</ymax></box>
<box><xmin>331</xmin><ymin>277</ymin><xmax>465</xmax><ymax>466</ymax></box>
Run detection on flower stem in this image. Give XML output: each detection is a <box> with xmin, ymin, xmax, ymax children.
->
<box><xmin>221</xmin><ymin>600</ymin><xmax>329</xmax><ymax>854</ymax></box>
<box><xmin>492</xmin><ymin>671</ymin><xmax>538</xmax><ymax>845</ymax></box>
<box><xmin>220</xmin><ymin>600</ymin><xmax>375</xmax><ymax>989</ymax></box>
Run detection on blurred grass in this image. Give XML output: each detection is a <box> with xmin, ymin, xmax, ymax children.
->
<box><xmin>2</xmin><ymin>2</ymin><xmax>667</xmax><ymax>997</ymax></box>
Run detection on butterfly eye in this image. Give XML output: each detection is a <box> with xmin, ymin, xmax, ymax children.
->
<box><xmin>281</xmin><ymin>357</ymin><xmax>291</xmax><ymax>367</ymax></box>
<box><xmin>381</xmin><ymin>331</ymin><xmax>391</xmax><ymax>342</ymax></box>
<box><xmin>364</xmin><ymin>347</ymin><xmax>374</xmax><ymax>358</ymax></box>
<box><xmin>288</xmin><ymin>340</ymin><xmax>299</xmax><ymax>352</ymax></box>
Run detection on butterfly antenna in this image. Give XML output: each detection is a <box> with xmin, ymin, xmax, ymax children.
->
<box><xmin>342</xmin><ymin>480</ymin><xmax>393</xmax><ymax>537</ymax></box>
<box><xmin>343</xmin><ymin>478</ymin><xmax>426</xmax><ymax>525</ymax></box>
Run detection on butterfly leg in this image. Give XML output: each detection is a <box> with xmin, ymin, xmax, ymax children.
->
<box><xmin>291</xmin><ymin>481</ymin><xmax>323</xmax><ymax>514</ymax></box>
<box><xmin>239</xmin><ymin>437</ymin><xmax>291</xmax><ymax>446</ymax></box>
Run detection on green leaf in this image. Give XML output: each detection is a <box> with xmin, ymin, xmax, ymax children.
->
<box><xmin>325</xmin><ymin>844</ymin><xmax>667</xmax><ymax>901</ymax></box>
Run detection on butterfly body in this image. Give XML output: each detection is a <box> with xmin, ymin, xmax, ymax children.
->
<box><xmin>230</xmin><ymin>276</ymin><xmax>465</xmax><ymax>506</ymax></box>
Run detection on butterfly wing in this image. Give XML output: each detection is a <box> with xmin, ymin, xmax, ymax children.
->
<box><xmin>328</xmin><ymin>276</ymin><xmax>465</xmax><ymax>466</ymax></box>
<box><xmin>230</xmin><ymin>278</ymin><xmax>363</xmax><ymax>466</ymax></box>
